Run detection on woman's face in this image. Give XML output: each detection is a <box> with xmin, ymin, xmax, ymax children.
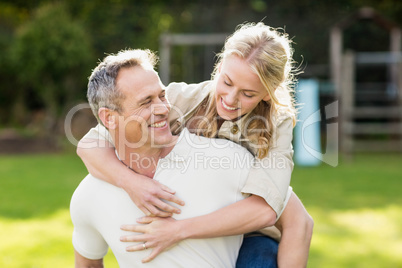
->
<box><xmin>215</xmin><ymin>55</ymin><xmax>270</xmax><ymax>121</ymax></box>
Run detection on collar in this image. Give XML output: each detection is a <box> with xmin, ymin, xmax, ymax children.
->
<box><xmin>217</xmin><ymin>113</ymin><xmax>251</xmax><ymax>142</ymax></box>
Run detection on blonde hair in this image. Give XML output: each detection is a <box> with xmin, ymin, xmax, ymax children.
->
<box><xmin>196</xmin><ymin>22</ymin><xmax>297</xmax><ymax>158</ymax></box>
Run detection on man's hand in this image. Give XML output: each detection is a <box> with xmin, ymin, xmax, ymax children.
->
<box><xmin>122</xmin><ymin>175</ymin><xmax>185</xmax><ymax>217</ymax></box>
<box><xmin>120</xmin><ymin>217</ymin><xmax>183</xmax><ymax>263</ymax></box>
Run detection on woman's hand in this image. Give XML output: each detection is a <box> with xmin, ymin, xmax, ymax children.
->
<box><xmin>120</xmin><ymin>217</ymin><xmax>185</xmax><ymax>263</ymax></box>
<box><xmin>122</xmin><ymin>174</ymin><xmax>185</xmax><ymax>217</ymax></box>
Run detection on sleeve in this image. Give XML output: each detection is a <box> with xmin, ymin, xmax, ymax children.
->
<box><xmin>81</xmin><ymin>123</ymin><xmax>115</xmax><ymax>147</ymax></box>
<box><xmin>241</xmin><ymin>116</ymin><xmax>294</xmax><ymax>219</ymax></box>
<box><xmin>70</xmin><ymin>179</ymin><xmax>109</xmax><ymax>260</ymax></box>
<box><xmin>166</xmin><ymin>81</ymin><xmax>212</xmax><ymax>125</ymax></box>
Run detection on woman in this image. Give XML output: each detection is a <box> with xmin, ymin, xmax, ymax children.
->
<box><xmin>77</xmin><ymin>22</ymin><xmax>313</xmax><ymax>267</ymax></box>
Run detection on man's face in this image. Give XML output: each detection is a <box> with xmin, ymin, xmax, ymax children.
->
<box><xmin>115</xmin><ymin>65</ymin><xmax>173</xmax><ymax>148</ymax></box>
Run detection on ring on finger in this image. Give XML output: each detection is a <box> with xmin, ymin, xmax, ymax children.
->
<box><xmin>142</xmin><ymin>242</ymin><xmax>147</xmax><ymax>250</ymax></box>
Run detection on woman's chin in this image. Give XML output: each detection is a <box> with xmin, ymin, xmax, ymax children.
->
<box><xmin>217</xmin><ymin>112</ymin><xmax>237</xmax><ymax>121</ymax></box>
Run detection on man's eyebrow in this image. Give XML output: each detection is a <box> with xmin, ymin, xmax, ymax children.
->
<box><xmin>138</xmin><ymin>95</ymin><xmax>152</xmax><ymax>103</ymax></box>
<box><xmin>138</xmin><ymin>89</ymin><xmax>165</xmax><ymax>103</ymax></box>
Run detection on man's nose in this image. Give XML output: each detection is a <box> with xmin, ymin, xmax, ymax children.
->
<box><xmin>152</xmin><ymin>102</ymin><xmax>169</xmax><ymax>115</ymax></box>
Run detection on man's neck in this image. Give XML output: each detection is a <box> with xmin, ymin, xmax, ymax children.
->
<box><xmin>115</xmin><ymin>136</ymin><xmax>179</xmax><ymax>178</ymax></box>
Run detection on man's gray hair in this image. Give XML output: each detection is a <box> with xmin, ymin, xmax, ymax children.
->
<box><xmin>87</xmin><ymin>49</ymin><xmax>158</xmax><ymax>124</ymax></box>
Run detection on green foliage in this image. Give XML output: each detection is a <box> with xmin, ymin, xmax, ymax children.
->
<box><xmin>0</xmin><ymin>3</ymin><xmax>30</xmax><ymax>124</ymax></box>
<box><xmin>10</xmin><ymin>3</ymin><xmax>93</xmax><ymax>118</ymax></box>
<box><xmin>66</xmin><ymin>1</ymin><xmax>175</xmax><ymax>59</ymax></box>
<box><xmin>0</xmin><ymin>0</ymin><xmax>401</xmax><ymax>127</ymax></box>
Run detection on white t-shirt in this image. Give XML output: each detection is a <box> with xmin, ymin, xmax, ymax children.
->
<box><xmin>71</xmin><ymin>128</ymin><xmax>256</xmax><ymax>268</ymax></box>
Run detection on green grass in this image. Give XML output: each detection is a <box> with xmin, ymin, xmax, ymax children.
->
<box><xmin>0</xmin><ymin>154</ymin><xmax>118</xmax><ymax>267</ymax></box>
<box><xmin>0</xmin><ymin>152</ymin><xmax>401</xmax><ymax>267</ymax></box>
<box><xmin>291</xmin><ymin>153</ymin><xmax>402</xmax><ymax>268</ymax></box>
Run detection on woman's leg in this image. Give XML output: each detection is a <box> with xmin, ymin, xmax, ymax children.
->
<box><xmin>236</xmin><ymin>235</ymin><xmax>278</xmax><ymax>268</ymax></box>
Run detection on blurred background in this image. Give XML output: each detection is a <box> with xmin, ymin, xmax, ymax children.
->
<box><xmin>0</xmin><ymin>0</ymin><xmax>401</xmax><ymax>267</ymax></box>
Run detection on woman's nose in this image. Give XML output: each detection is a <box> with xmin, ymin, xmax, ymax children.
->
<box><xmin>225</xmin><ymin>90</ymin><xmax>238</xmax><ymax>106</ymax></box>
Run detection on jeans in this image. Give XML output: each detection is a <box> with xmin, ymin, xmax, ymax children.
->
<box><xmin>236</xmin><ymin>235</ymin><xmax>279</xmax><ymax>268</ymax></box>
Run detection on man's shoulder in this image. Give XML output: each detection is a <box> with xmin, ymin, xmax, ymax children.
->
<box><xmin>75</xmin><ymin>174</ymin><xmax>100</xmax><ymax>190</ymax></box>
<box><xmin>71</xmin><ymin>174</ymin><xmax>131</xmax><ymax>215</ymax></box>
<box><xmin>72</xmin><ymin>174</ymin><xmax>119</xmax><ymax>201</ymax></box>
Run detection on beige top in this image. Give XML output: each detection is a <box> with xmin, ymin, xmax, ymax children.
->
<box><xmin>83</xmin><ymin>81</ymin><xmax>295</xmax><ymax>241</ymax></box>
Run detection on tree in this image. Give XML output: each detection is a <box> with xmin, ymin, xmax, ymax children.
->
<box><xmin>11</xmin><ymin>2</ymin><xmax>93</xmax><ymax>133</ymax></box>
<box><xmin>0</xmin><ymin>2</ymin><xmax>30</xmax><ymax>125</ymax></box>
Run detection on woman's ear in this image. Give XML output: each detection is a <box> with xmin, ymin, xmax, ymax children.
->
<box><xmin>262</xmin><ymin>93</ymin><xmax>271</xmax><ymax>102</ymax></box>
<box><xmin>217</xmin><ymin>61</ymin><xmax>223</xmax><ymax>73</ymax></box>
<box><xmin>98</xmin><ymin>108</ymin><xmax>117</xmax><ymax>129</ymax></box>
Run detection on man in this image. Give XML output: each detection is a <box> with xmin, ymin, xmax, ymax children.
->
<box><xmin>70</xmin><ymin>49</ymin><xmax>278</xmax><ymax>267</ymax></box>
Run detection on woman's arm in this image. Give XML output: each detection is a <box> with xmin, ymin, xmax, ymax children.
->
<box><xmin>241</xmin><ymin>116</ymin><xmax>313</xmax><ymax>266</ymax></box>
<box><xmin>275</xmin><ymin>192</ymin><xmax>313</xmax><ymax>268</ymax></box>
<box><xmin>120</xmin><ymin>195</ymin><xmax>276</xmax><ymax>263</ymax></box>
<box><xmin>242</xmin><ymin>117</ymin><xmax>295</xmax><ymax>215</ymax></box>
<box><xmin>77</xmin><ymin>137</ymin><xmax>184</xmax><ymax>217</ymax></box>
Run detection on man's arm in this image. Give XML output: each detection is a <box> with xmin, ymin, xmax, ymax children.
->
<box><xmin>275</xmin><ymin>192</ymin><xmax>314</xmax><ymax>268</ymax></box>
<box><xmin>74</xmin><ymin>250</ymin><xmax>104</xmax><ymax>268</ymax></box>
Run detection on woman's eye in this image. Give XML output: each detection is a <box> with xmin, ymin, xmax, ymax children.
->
<box><xmin>243</xmin><ymin>92</ymin><xmax>254</xmax><ymax>98</ymax></box>
<box><xmin>224</xmin><ymin>81</ymin><xmax>231</xmax><ymax>86</ymax></box>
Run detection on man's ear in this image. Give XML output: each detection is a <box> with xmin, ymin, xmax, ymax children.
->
<box><xmin>98</xmin><ymin>108</ymin><xmax>117</xmax><ymax>129</ymax></box>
